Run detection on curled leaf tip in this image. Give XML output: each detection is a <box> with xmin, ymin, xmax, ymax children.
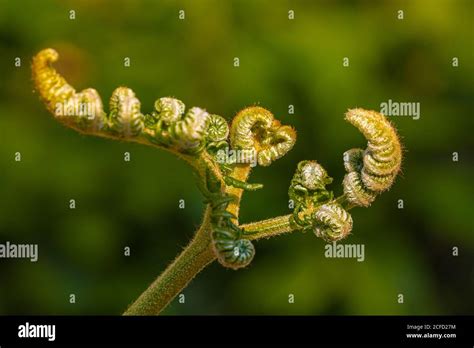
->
<box><xmin>343</xmin><ymin>108</ymin><xmax>402</xmax><ymax>207</ymax></box>
<box><xmin>32</xmin><ymin>48</ymin><xmax>106</xmax><ymax>132</ymax></box>
<box><xmin>229</xmin><ymin>106</ymin><xmax>296</xmax><ymax>167</ymax></box>
<box><xmin>109</xmin><ymin>87</ymin><xmax>144</xmax><ymax>137</ymax></box>
<box><xmin>206</xmin><ymin>114</ymin><xmax>229</xmax><ymax>143</ymax></box>
<box><xmin>210</xmin><ymin>192</ymin><xmax>255</xmax><ymax>270</ymax></box>
<box><xmin>153</xmin><ymin>97</ymin><xmax>185</xmax><ymax>124</ymax></box>
<box><xmin>288</xmin><ymin>160</ymin><xmax>335</xmax><ymax>232</ymax></box>
<box><xmin>313</xmin><ymin>202</ymin><xmax>353</xmax><ymax>242</ymax></box>
<box><xmin>32</xmin><ymin>49</ymin><xmax>219</xmax><ymax>154</ymax></box>
<box><xmin>299</xmin><ymin>160</ymin><xmax>333</xmax><ymax>190</ymax></box>
<box><xmin>150</xmin><ymin>97</ymin><xmax>211</xmax><ymax>152</ymax></box>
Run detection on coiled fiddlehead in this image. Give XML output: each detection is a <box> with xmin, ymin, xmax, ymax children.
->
<box><xmin>153</xmin><ymin>97</ymin><xmax>185</xmax><ymax>124</ymax></box>
<box><xmin>32</xmin><ymin>49</ymin><xmax>219</xmax><ymax>154</ymax></box>
<box><xmin>313</xmin><ymin>202</ymin><xmax>353</xmax><ymax>242</ymax></box>
<box><xmin>32</xmin><ymin>48</ymin><xmax>107</xmax><ymax>133</ymax></box>
<box><xmin>288</xmin><ymin>109</ymin><xmax>401</xmax><ymax>241</ymax></box>
<box><xmin>288</xmin><ymin>160</ymin><xmax>334</xmax><ymax>230</ymax></box>
<box><xmin>33</xmin><ymin>48</ymin><xmax>406</xmax><ymax>315</ymax></box>
<box><xmin>171</xmin><ymin>107</ymin><xmax>210</xmax><ymax>152</ymax></box>
<box><xmin>32</xmin><ymin>49</ymin><xmax>151</xmax><ymax>140</ymax></box>
<box><xmin>229</xmin><ymin>106</ymin><xmax>296</xmax><ymax>166</ymax></box>
<box><xmin>208</xmin><ymin>193</ymin><xmax>255</xmax><ymax>270</ymax></box>
<box><xmin>287</xmin><ymin>160</ymin><xmax>353</xmax><ymax>241</ymax></box>
<box><xmin>206</xmin><ymin>114</ymin><xmax>229</xmax><ymax>143</ymax></box>
<box><xmin>342</xmin><ymin>108</ymin><xmax>402</xmax><ymax>207</ymax></box>
<box><xmin>195</xmin><ymin>159</ymin><xmax>256</xmax><ymax>270</ymax></box>
<box><xmin>149</xmin><ymin>97</ymin><xmax>210</xmax><ymax>153</ymax></box>
<box><xmin>199</xmin><ymin>149</ymin><xmax>258</xmax><ymax>270</ymax></box>
<box><xmin>109</xmin><ymin>87</ymin><xmax>144</xmax><ymax>137</ymax></box>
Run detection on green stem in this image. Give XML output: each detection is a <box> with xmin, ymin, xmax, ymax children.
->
<box><xmin>124</xmin><ymin>207</ymin><xmax>216</xmax><ymax>315</ymax></box>
<box><xmin>123</xmin><ymin>212</ymin><xmax>298</xmax><ymax>315</ymax></box>
<box><xmin>334</xmin><ymin>194</ymin><xmax>355</xmax><ymax>211</ymax></box>
<box><xmin>242</xmin><ymin>214</ymin><xmax>294</xmax><ymax>240</ymax></box>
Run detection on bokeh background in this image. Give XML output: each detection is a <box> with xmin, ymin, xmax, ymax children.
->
<box><xmin>0</xmin><ymin>0</ymin><xmax>472</xmax><ymax>315</ymax></box>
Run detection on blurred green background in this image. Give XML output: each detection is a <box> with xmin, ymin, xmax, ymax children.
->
<box><xmin>0</xmin><ymin>0</ymin><xmax>472</xmax><ymax>315</ymax></box>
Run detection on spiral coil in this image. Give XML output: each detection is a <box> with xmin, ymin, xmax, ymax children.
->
<box><xmin>209</xmin><ymin>194</ymin><xmax>255</xmax><ymax>269</ymax></box>
<box><xmin>229</xmin><ymin>107</ymin><xmax>296</xmax><ymax>167</ymax></box>
<box><xmin>342</xmin><ymin>109</ymin><xmax>402</xmax><ymax>207</ymax></box>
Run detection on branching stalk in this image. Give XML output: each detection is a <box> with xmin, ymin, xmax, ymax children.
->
<box><xmin>31</xmin><ymin>48</ymin><xmax>403</xmax><ymax>316</ymax></box>
<box><xmin>124</xmin><ymin>212</ymin><xmax>298</xmax><ymax>315</ymax></box>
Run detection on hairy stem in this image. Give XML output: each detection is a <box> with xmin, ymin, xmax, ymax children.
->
<box><xmin>123</xmin><ymin>212</ymin><xmax>299</xmax><ymax>315</ymax></box>
<box><xmin>225</xmin><ymin>164</ymin><xmax>251</xmax><ymax>223</ymax></box>
<box><xmin>242</xmin><ymin>214</ymin><xmax>294</xmax><ymax>240</ymax></box>
<box><xmin>334</xmin><ymin>194</ymin><xmax>354</xmax><ymax>211</ymax></box>
<box><xmin>124</xmin><ymin>207</ymin><xmax>216</xmax><ymax>315</ymax></box>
